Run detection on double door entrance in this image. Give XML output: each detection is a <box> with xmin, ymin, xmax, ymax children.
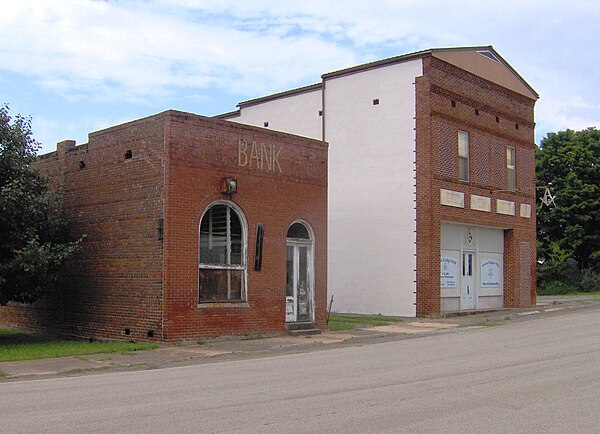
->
<box><xmin>285</xmin><ymin>222</ymin><xmax>314</xmax><ymax>323</ymax></box>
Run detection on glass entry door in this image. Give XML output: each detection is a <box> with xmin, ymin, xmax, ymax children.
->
<box><xmin>461</xmin><ymin>251</ymin><xmax>476</xmax><ymax>310</ymax></box>
<box><xmin>285</xmin><ymin>223</ymin><xmax>314</xmax><ymax>323</ymax></box>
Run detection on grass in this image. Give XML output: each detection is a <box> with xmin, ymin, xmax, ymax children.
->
<box><xmin>327</xmin><ymin>314</ymin><xmax>404</xmax><ymax>331</ymax></box>
<box><xmin>544</xmin><ymin>291</ymin><xmax>600</xmax><ymax>297</ymax></box>
<box><xmin>0</xmin><ymin>329</ymin><xmax>158</xmax><ymax>362</ymax></box>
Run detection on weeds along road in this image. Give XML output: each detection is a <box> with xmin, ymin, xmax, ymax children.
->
<box><xmin>2</xmin><ymin>307</ymin><xmax>600</xmax><ymax>433</ymax></box>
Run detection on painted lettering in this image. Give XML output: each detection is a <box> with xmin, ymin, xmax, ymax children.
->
<box><xmin>272</xmin><ymin>145</ymin><xmax>282</xmax><ymax>173</ymax></box>
<box><xmin>238</xmin><ymin>138</ymin><xmax>248</xmax><ymax>167</ymax></box>
<box><xmin>261</xmin><ymin>143</ymin><xmax>272</xmax><ymax>171</ymax></box>
<box><xmin>249</xmin><ymin>141</ymin><xmax>260</xmax><ymax>169</ymax></box>
<box><xmin>237</xmin><ymin>137</ymin><xmax>283</xmax><ymax>173</ymax></box>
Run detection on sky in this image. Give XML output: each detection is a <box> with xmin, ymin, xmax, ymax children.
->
<box><xmin>1</xmin><ymin>0</ymin><xmax>599</xmax><ymax>155</ymax></box>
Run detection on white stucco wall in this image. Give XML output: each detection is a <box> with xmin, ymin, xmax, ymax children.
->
<box><xmin>324</xmin><ymin>60</ymin><xmax>422</xmax><ymax>316</ymax></box>
<box><xmin>226</xmin><ymin>88</ymin><xmax>322</xmax><ymax>140</ymax></box>
<box><xmin>224</xmin><ymin>60</ymin><xmax>422</xmax><ymax>317</ymax></box>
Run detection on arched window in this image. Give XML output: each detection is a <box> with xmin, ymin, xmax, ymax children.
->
<box><xmin>287</xmin><ymin>222</ymin><xmax>311</xmax><ymax>240</ymax></box>
<box><xmin>199</xmin><ymin>202</ymin><xmax>247</xmax><ymax>302</ymax></box>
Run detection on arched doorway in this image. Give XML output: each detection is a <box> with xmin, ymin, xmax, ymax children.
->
<box><xmin>285</xmin><ymin>221</ymin><xmax>314</xmax><ymax>323</ymax></box>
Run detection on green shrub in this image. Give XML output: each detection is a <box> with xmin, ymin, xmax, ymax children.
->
<box><xmin>537</xmin><ymin>280</ymin><xmax>577</xmax><ymax>295</ymax></box>
<box><xmin>578</xmin><ymin>269</ymin><xmax>600</xmax><ymax>293</ymax></box>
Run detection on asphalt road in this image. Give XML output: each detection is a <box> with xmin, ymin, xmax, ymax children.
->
<box><xmin>3</xmin><ymin>308</ymin><xmax>600</xmax><ymax>433</ymax></box>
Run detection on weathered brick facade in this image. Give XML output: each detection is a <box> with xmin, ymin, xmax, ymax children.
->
<box><xmin>0</xmin><ymin>111</ymin><xmax>328</xmax><ymax>341</ymax></box>
<box><xmin>416</xmin><ymin>56</ymin><xmax>537</xmax><ymax>315</ymax></box>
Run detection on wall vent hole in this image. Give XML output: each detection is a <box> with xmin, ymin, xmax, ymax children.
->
<box><xmin>147</xmin><ymin>330</ymin><xmax>154</xmax><ymax>338</ymax></box>
<box><xmin>125</xmin><ymin>150</ymin><xmax>132</xmax><ymax>159</ymax></box>
<box><xmin>475</xmin><ymin>109</ymin><xmax>479</xmax><ymax>116</ymax></box>
<box><xmin>451</xmin><ymin>100</ymin><xmax>456</xmax><ymax>107</ymax></box>
<box><xmin>263</xmin><ymin>121</ymin><xmax>269</xmax><ymax>127</ymax></box>
<box><xmin>79</xmin><ymin>161</ymin><xmax>86</xmax><ymax>170</ymax></box>
<box><xmin>496</xmin><ymin>116</ymin><xmax>500</xmax><ymax>123</ymax></box>
<box><xmin>124</xmin><ymin>328</ymin><xmax>130</xmax><ymax>335</ymax></box>
<box><xmin>373</xmin><ymin>98</ymin><xmax>380</xmax><ymax>105</ymax></box>
<box><xmin>515</xmin><ymin>123</ymin><xmax>519</xmax><ymax>130</ymax></box>
<box><xmin>318</xmin><ymin>110</ymin><xmax>323</xmax><ymax>116</ymax></box>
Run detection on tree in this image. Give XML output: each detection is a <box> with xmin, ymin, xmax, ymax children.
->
<box><xmin>0</xmin><ymin>105</ymin><xmax>81</xmax><ymax>305</ymax></box>
<box><xmin>536</xmin><ymin>128</ymin><xmax>600</xmax><ymax>272</ymax></box>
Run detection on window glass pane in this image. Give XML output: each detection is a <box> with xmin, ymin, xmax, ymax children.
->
<box><xmin>286</xmin><ymin>246</ymin><xmax>294</xmax><ymax>297</ymax></box>
<box><xmin>507</xmin><ymin>147</ymin><xmax>516</xmax><ymax>191</ymax></box>
<box><xmin>199</xmin><ymin>269</ymin><xmax>243</xmax><ymax>301</ymax></box>
<box><xmin>297</xmin><ymin>246</ymin><xmax>311</xmax><ymax>321</ymax></box>
<box><xmin>508</xmin><ymin>168</ymin><xmax>516</xmax><ymax>191</ymax></box>
<box><xmin>506</xmin><ymin>147</ymin><xmax>515</xmax><ymax>166</ymax></box>
<box><xmin>458</xmin><ymin>131</ymin><xmax>469</xmax><ymax>157</ymax></box>
<box><xmin>458</xmin><ymin>131</ymin><xmax>469</xmax><ymax>181</ymax></box>
<box><xmin>287</xmin><ymin>222</ymin><xmax>310</xmax><ymax>239</ymax></box>
<box><xmin>199</xmin><ymin>204</ymin><xmax>243</xmax><ymax>265</ymax></box>
<box><xmin>459</xmin><ymin>158</ymin><xmax>469</xmax><ymax>182</ymax></box>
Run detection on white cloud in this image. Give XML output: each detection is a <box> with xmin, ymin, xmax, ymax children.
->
<box><xmin>0</xmin><ymin>0</ymin><xmax>358</xmax><ymax>103</ymax></box>
<box><xmin>1</xmin><ymin>0</ymin><xmax>598</xmax><ymax>147</ymax></box>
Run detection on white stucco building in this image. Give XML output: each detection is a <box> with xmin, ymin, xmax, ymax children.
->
<box><xmin>220</xmin><ymin>46</ymin><xmax>538</xmax><ymax>317</ymax></box>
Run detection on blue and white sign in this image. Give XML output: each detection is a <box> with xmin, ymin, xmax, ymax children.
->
<box><xmin>481</xmin><ymin>259</ymin><xmax>501</xmax><ymax>288</ymax></box>
<box><xmin>441</xmin><ymin>256</ymin><xmax>458</xmax><ymax>288</ymax></box>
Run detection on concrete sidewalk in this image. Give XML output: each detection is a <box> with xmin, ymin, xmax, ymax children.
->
<box><xmin>2</xmin><ymin>295</ymin><xmax>599</xmax><ymax>381</ymax></box>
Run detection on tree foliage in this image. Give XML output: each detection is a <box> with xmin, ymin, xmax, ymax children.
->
<box><xmin>0</xmin><ymin>105</ymin><xmax>82</xmax><ymax>305</ymax></box>
<box><xmin>536</xmin><ymin>127</ymin><xmax>600</xmax><ymax>293</ymax></box>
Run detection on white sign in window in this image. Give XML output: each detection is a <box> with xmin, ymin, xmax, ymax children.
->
<box><xmin>480</xmin><ymin>258</ymin><xmax>501</xmax><ymax>288</ymax></box>
<box><xmin>441</xmin><ymin>256</ymin><xmax>458</xmax><ymax>288</ymax></box>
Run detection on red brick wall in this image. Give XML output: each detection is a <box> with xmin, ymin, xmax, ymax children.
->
<box><xmin>416</xmin><ymin>56</ymin><xmax>537</xmax><ymax>315</ymax></box>
<box><xmin>0</xmin><ymin>111</ymin><xmax>328</xmax><ymax>342</ymax></box>
<box><xmin>162</xmin><ymin>113</ymin><xmax>328</xmax><ymax>340</ymax></box>
<box><xmin>0</xmin><ymin>115</ymin><xmax>166</xmax><ymax>341</ymax></box>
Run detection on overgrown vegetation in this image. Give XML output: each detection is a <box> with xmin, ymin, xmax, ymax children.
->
<box><xmin>0</xmin><ymin>105</ymin><xmax>83</xmax><ymax>305</ymax></box>
<box><xmin>327</xmin><ymin>314</ymin><xmax>403</xmax><ymax>331</ymax></box>
<box><xmin>0</xmin><ymin>329</ymin><xmax>157</xmax><ymax>362</ymax></box>
<box><xmin>536</xmin><ymin>128</ymin><xmax>600</xmax><ymax>295</ymax></box>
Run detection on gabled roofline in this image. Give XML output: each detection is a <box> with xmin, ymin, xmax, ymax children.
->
<box><xmin>321</xmin><ymin>45</ymin><xmax>538</xmax><ymax>99</ymax></box>
<box><xmin>474</xmin><ymin>46</ymin><xmax>539</xmax><ymax>99</ymax></box>
<box><xmin>236</xmin><ymin>82</ymin><xmax>322</xmax><ymax>109</ymax></box>
<box><xmin>217</xmin><ymin>45</ymin><xmax>538</xmax><ymax>117</ymax></box>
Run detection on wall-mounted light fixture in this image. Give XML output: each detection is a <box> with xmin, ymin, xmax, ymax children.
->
<box><xmin>221</xmin><ymin>177</ymin><xmax>237</xmax><ymax>195</ymax></box>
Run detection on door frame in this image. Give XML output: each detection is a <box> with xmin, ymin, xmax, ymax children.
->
<box><xmin>285</xmin><ymin>221</ymin><xmax>315</xmax><ymax>323</ymax></box>
<box><xmin>461</xmin><ymin>250</ymin><xmax>477</xmax><ymax>310</ymax></box>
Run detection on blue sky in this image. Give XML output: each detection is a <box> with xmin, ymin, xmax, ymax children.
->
<box><xmin>1</xmin><ymin>0</ymin><xmax>599</xmax><ymax>155</ymax></box>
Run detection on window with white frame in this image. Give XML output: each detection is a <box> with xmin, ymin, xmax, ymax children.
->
<box><xmin>507</xmin><ymin>146</ymin><xmax>516</xmax><ymax>191</ymax></box>
<box><xmin>458</xmin><ymin>131</ymin><xmax>470</xmax><ymax>182</ymax></box>
<box><xmin>198</xmin><ymin>202</ymin><xmax>246</xmax><ymax>302</ymax></box>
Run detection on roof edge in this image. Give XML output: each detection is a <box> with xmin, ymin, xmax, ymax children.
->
<box><xmin>472</xmin><ymin>46</ymin><xmax>539</xmax><ymax>99</ymax></box>
<box><xmin>237</xmin><ymin>82</ymin><xmax>322</xmax><ymax>109</ymax></box>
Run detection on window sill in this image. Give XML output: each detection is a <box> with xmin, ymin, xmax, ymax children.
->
<box><xmin>197</xmin><ymin>302</ymin><xmax>250</xmax><ymax>309</ymax></box>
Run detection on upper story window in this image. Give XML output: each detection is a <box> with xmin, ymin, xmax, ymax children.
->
<box><xmin>198</xmin><ymin>202</ymin><xmax>247</xmax><ymax>302</ymax></box>
<box><xmin>507</xmin><ymin>146</ymin><xmax>516</xmax><ymax>191</ymax></box>
<box><xmin>458</xmin><ymin>131</ymin><xmax>470</xmax><ymax>182</ymax></box>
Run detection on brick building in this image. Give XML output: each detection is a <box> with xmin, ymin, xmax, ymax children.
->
<box><xmin>220</xmin><ymin>46</ymin><xmax>538</xmax><ymax>316</ymax></box>
<box><xmin>0</xmin><ymin>111</ymin><xmax>328</xmax><ymax>341</ymax></box>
